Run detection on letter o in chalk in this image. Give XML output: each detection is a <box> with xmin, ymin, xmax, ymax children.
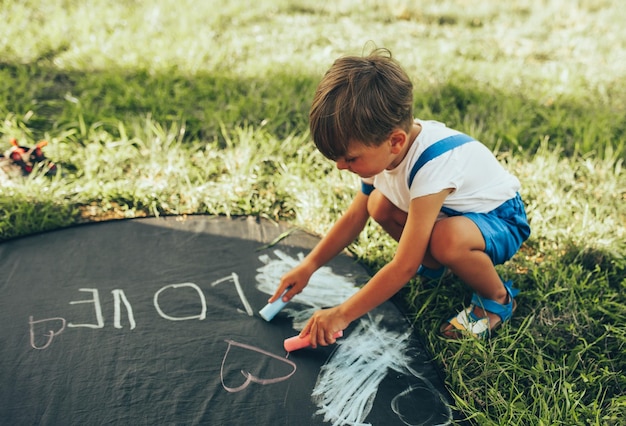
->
<box><xmin>153</xmin><ymin>282</ymin><xmax>207</xmax><ymax>321</ymax></box>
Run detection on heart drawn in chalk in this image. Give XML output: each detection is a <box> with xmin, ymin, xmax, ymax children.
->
<box><xmin>29</xmin><ymin>316</ymin><xmax>67</xmax><ymax>350</ymax></box>
<box><xmin>391</xmin><ymin>381</ymin><xmax>452</xmax><ymax>425</ymax></box>
<box><xmin>220</xmin><ymin>339</ymin><xmax>297</xmax><ymax>393</ymax></box>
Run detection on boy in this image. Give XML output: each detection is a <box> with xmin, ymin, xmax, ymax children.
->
<box><xmin>268</xmin><ymin>48</ymin><xmax>530</xmax><ymax>345</ymax></box>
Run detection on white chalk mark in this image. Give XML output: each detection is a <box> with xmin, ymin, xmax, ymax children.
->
<box><xmin>220</xmin><ymin>340</ymin><xmax>297</xmax><ymax>393</ymax></box>
<box><xmin>153</xmin><ymin>282</ymin><xmax>207</xmax><ymax>321</ymax></box>
<box><xmin>112</xmin><ymin>289</ymin><xmax>136</xmax><ymax>329</ymax></box>
<box><xmin>255</xmin><ymin>250</ymin><xmax>452</xmax><ymax>425</ymax></box>
<box><xmin>256</xmin><ymin>250</ymin><xmax>358</xmax><ymax>329</ymax></box>
<box><xmin>311</xmin><ymin>315</ymin><xmax>452</xmax><ymax>426</ymax></box>
<box><xmin>67</xmin><ymin>288</ymin><xmax>104</xmax><ymax>328</ymax></box>
<box><xmin>211</xmin><ymin>273</ymin><xmax>254</xmax><ymax>316</ymax></box>
<box><xmin>391</xmin><ymin>381</ymin><xmax>452</xmax><ymax>426</ymax></box>
<box><xmin>311</xmin><ymin>315</ymin><xmax>411</xmax><ymax>425</ymax></box>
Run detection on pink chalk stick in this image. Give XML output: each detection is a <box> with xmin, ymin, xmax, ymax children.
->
<box><xmin>283</xmin><ymin>330</ymin><xmax>343</xmax><ymax>352</ymax></box>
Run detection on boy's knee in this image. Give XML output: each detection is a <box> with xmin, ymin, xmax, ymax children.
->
<box><xmin>367</xmin><ymin>191</ymin><xmax>390</xmax><ymax>224</ymax></box>
<box><xmin>429</xmin><ymin>231</ymin><xmax>455</xmax><ymax>264</ymax></box>
<box><xmin>429</xmin><ymin>218</ymin><xmax>480</xmax><ymax>264</ymax></box>
<box><xmin>367</xmin><ymin>190</ymin><xmax>405</xmax><ymax>226</ymax></box>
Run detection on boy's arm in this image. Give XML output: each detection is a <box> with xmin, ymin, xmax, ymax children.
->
<box><xmin>268</xmin><ymin>190</ymin><xmax>371</xmax><ymax>303</ymax></box>
<box><xmin>301</xmin><ymin>189</ymin><xmax>451</xmax><ymax>347</ymax></box>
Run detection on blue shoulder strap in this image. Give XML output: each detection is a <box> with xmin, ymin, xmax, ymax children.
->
<box><xmin>407</xmin><ymin>133</ymin><xmax>474</xmax><ymax>187</ymax></box>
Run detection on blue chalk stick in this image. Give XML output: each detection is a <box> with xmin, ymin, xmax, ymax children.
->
<box><xmin>259</xmin><ymin>290</ymin><xmax>290</xmax><ymax>321</ymax></box>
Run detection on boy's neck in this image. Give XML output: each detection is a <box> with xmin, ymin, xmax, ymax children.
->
<box><xmin>409</xmin><ymin>121</ymin><xmax>422</xmax><ymax>144</ymax></box>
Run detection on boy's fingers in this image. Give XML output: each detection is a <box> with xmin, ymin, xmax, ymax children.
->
<box><xmin>283</xmin><ymin>286</ymin><xmax>299</xmax><ymax>302</ymax></box>
<box><xmin>315</xmin><ymin>326</ymin><xmax>331</xmax><ymax>347</ymax></box>
<box><xmin>307</xmin><ymin>317</ymin><xmax>326</xmax><ymax>348</ymax></box>
<box><xmin>326</xmin><ymin>332</ymin><xmax>337</xmax><ymax>345</ymax></box>
<box><xmin>267</xmin><ymin>290</ymin><xmax>280</xmax><ymax>303</ymax></box>
<box><xmin>299</xmin><ymin>319</ymin><xmax>313</xmax><ymax>345</ymax></box>
<box><xmin>268</xmin><ymin>283</ymin><xmax>291</xmax><ymax>303</ymax></box>
<box><xmin>309</xmin><ymin>327</ymin><xmax>318</xmax><ymax>348</ymax></box>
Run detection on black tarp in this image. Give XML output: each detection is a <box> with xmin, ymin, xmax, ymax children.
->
<box><xmin>0</xmin><ymin>215</ymin><xmax>452</xmax><ymax>425</ymax></box>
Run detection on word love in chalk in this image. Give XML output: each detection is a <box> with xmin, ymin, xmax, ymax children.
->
<box><xmin>29</xmin><ymin>273</ymin><xmax>253</xmax><ymax>350</ymax></box>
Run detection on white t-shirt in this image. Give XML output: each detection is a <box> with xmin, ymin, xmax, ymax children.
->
<box><xmin>363</xmin><ymin>120</ymin><xmax>520</xmax><ymax>213</ymax></box>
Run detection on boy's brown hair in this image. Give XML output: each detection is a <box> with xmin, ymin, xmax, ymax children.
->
<box><xmin>309</xmin><ymin>48</ymin><xmax>414</xmax><ymax>160</ymax></box>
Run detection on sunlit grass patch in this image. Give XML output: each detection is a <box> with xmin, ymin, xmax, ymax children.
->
<box><xmin>0</xmin><ymin>180</ymin><xmax>78</xmax><ymax>240</ymax></box>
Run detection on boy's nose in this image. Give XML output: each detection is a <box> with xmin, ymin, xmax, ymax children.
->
<box><xmin>336</xmin><ymin>159</ymin><xmax>348</xmax><ymax>170</ymax></box>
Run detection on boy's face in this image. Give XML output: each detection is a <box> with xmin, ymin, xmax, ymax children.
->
<box><xmin>334</xmin><ymin>138</ymin><xmax>399</xmax><ymax>179</ymax></box>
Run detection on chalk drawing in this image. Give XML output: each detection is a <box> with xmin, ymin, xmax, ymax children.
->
<box><xmin>153</xmin><ymin>282</ymin><xmax>207</xmax><ymax>321</ymax></box>
<box><xmin>311</xmin><ymin>315</ymin><xmax>407</xmax><ymax>425</ymax></box>
<box><xmin>312</xmin><ymin>315</ymin><xmax>452</xmax><ymax>426</ymax></box>
<box><xmin>391</xmin><ymin>381</ymin><xmax>451</xmax><ymax>426</ymax></box>
<box><xmin>24</xmin><ymin>248</ymin><xmax>449</xmax><ymax>424</ymax></box>
<box><xmin>256</xmin><ymin>250</ymin><xmax>358</xmax><ymax>329</ymax></box>
<box><xmin>29</xmin><ymin>316</ymin><xmax>66</xmax><ymax>350</ymax></box>
<box><xmin>255</xmin><ymin>251</ymin><xmax>452</xmax><ymax>426</ymax></box>
<box><xmin>211</xmin><ymin>273</ymin><xmax>254</xmax><ymax>316</ymax></box>
<box><xmin>27</xmin><ymin>274</ymin><xmax>254</xmax><ymax>350</ymax></box>
<box><xmin>67</xmin><ymin>288</ymin><xmax>104</xmax><ymax>328</ymax></box>
<box><xmin>220</xmin><ymin>340</ymin><xmax>297</xmax><ymax>393</ymax></box>
<box><xmin>112</xmin><ymin>289</ymin><xmax>136</xmax><ymax>329</ymax></box>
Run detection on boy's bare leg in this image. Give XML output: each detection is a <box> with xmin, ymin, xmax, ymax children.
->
<box><xmin>367</xmin><ymin>190</ymin><xmax>406</xmax><ymax>241</ymax></box>
<box><xmin>367</xmin><ymin>191</ymin><xmax>509</xmax><ymax>334</ymax></box>
<box><xmin>429</xmin><ymin>217</ymin><xmax>510</xmax><ymax>335</ymax></box>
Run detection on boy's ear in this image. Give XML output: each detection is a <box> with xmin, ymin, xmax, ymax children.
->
<box><xmin>388</xmin><ymin>129</ymin><xmax>408</xmax><ymax>153</ymax></box>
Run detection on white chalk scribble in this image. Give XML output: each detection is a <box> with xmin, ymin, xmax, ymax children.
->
<box><xmin>255</xmin><ymin>250</ymin><xmax>452</xmax><ymax>426</ymax></box>
<box><xmin>255</xmin><ymin>250</ymin><xmax>359</xmax><ymax>329</ymax></box>
<box><xmin>312</xmin><ymin>315</ymin><xmax>411</xmax><ymax>425</ymax></box>
<box><xmin>311</xmin><ymin>315</ymin><xmax>451</xmax><ymax>426</ymax></box>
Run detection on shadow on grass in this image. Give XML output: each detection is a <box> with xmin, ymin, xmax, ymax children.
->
<box><xmin>1</xmin><ymin>57</ymin><xmax>625</xmax><ymax>159</ymax></box>
<box><xmin>0</xmin><ymin>58</ymin><xmax>316</xmax><ymax>146</ymax></box>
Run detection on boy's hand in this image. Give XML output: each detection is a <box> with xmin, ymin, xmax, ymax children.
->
<box><xmin>268</xmin><ymin>264</ymin><xmax>313</xmax><ymax>303</ymax></box>
<box><xmin>300</xmin><ymin>306</ymin><xmax>349</xmax><ymax>348</ymax></box>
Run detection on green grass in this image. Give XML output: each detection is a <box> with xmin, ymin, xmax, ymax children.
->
<box><xmin>1</xmin><ymin>0</ymin><xmax>625</xmax><ymax>424</ymax></box>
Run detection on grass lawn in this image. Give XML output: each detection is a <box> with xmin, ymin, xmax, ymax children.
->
<box><xmin>1</xmin><ymin>0</ymin><xmax>625</xmax><ymax>424</ymax></box>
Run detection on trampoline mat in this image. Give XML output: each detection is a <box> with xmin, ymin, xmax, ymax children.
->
<box><xmin>0</xmin><ymin>215</ymin><xmax>452</xmax><ymax>425</ymax></box>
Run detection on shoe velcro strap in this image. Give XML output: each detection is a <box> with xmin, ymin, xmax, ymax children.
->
<box><xmin>471</xmin><ymin>280</ymin><xmax>519</xmax><ymax>322</ymax></box>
